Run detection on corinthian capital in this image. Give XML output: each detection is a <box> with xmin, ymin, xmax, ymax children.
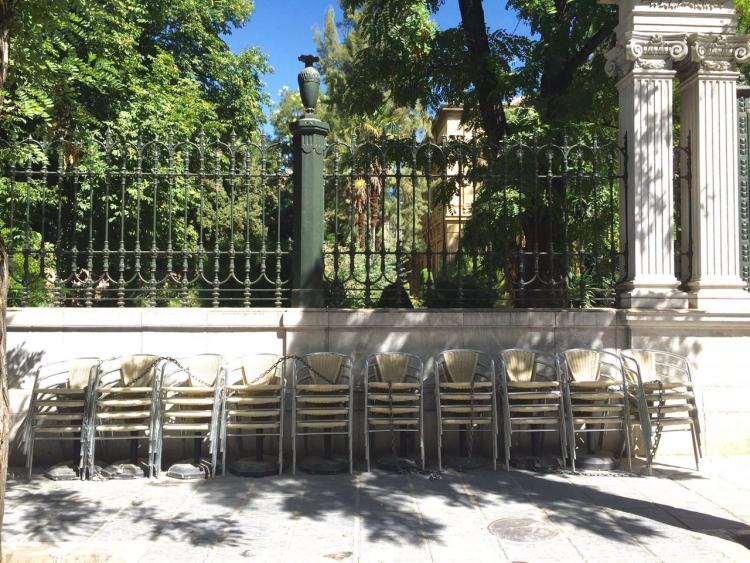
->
<box><xmin>678</xmin><ymin>33</ymin><xmax>750</xmax><ymax>74</ymax></box>
<box><xmin>605</xmin><ymin>33</ymin><xmax>689</xmax><ymax>79</ymax></box>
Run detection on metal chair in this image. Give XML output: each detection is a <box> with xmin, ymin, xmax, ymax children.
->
<box><xmin>24</xmin><ymin>358</ymin><xmax>101</xmax><ymax>480</ymax></box>
<box><xmin>154</xmin><ymin>354</ymin><xmax>225</xmax><ymax>479</ymax></box>
<box><xmin>221</xmin><ymin>353</ymin><xmax>284</xmax><ymax>476</ymax></box>
<box><xmin>622</xmin><ymin>349</ymin><xmax>702</xmax><ymax>471</ymax></box>
<box><xmin>434</xmin><ymin>349</ymin><xmax>498</xmax><ymax>471</ymax></box>
<box><xmin>292</xmin><ymin>353</ymin><xmax>354</xmax><ymax>475</ymax></box>
<box><xmin>558</xmin><ymin>349</ymin><xmax>632</xmax><ymax>472</ymax></box>
<box><xmin>364</xmin><ymin>352</ymin><xmax>425</xmax><ymax>472</ymax></box>
<box><xmin>86</xmin><ymin>354</ymin><xmax>160</xmax><ymax>479</ymax></box>
<box><xmin>498</xmin><ymin>349</ymin><xmax>567</xmax><ymax>471</ymax></box>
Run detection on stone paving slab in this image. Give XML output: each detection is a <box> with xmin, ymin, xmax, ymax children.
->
<box><xmin>3</xmin><ymin>458</ymin><xmax>750</xmax><ymax>562</ymax></box>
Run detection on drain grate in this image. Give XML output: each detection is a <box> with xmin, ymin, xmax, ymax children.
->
<box><xmin>488</xmin><ymin>517</ymin><xmax>559</xmax><ymax>543</ymax></box>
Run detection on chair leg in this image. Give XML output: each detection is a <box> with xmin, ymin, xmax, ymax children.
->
<box><xmin>26</xmin><ymin>436</ymin><xmax>35</xmax><ymax>482</ymax></box>
<box><xmin>690</xmin><ymin>423</ymin><xmax>701</xmax><ymax>471</ymax></box>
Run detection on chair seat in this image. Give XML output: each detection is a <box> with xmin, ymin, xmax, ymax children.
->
<box><xmin>644</xmin><ymin>392</ymin><xmax>694</xmax><ymax>401</ymax></box>
<box><xmin>441</xmin><ymin>418</ymin><xmax>493</xmax><ymax>426</ymax></box>
<box><xmin>162</xmin><ymin>387</ymin><xmax>216</xmax><ymax>394</ymax></box>
<box><xmin>441</xmin><ymin>406</ymin><xmax>492</xmax><ymax>414</ymax></box>
<box><xmin>162</xmin><ymin>423</ymin><xmax>210</xmax><ymax>431</ymax></box>
<box><xmin>507</xmin><ymin>381</ymin><xmax>559</xmax><ymax>389</ymax></box>
<box><xmin>226</xmin><ymin>409</ymin><xmax>280</xmax><ymax>418</ymax></box>
<box><xmin>296</xmin><ymin>384</ymin><xmax>349</xmax><ymax>392</ymax></box>
<box><xmin>509</xmin><ymin>405</ymin><xmax>560</xmax><ymax>413</ymax></box>
<box><xmin>508</xmin><ymin>392</ymin><xmax>560</xmax><ymax>400</ymax></box>
<box><xmin>98</xmin><ymin>387</ymin><xmax>153</xmax><ymax>393</ymax></box>
<box><xmin>162</xmin><ymin>397</ymin><xmax>214</xmax><ymax>405</ymax></box>
<box><xmin>34</xmin><ymin>426</ymin><xmax>82</xmax><ymax>433</ymax></box>
<box><xmin>227</xmin><ymin>397</ymin><xmax>280</xmax><ymax>405</ymax></box>
<box><xmin>297</xmin><ymin>408</ymin><xmax>349</xmax><ymax>416</ymax></box>
<box><xmin>643</xmin><ymin>382</ymin><xmax>692</xmax><ymax>391</ymax></box>
<box><xmin>509</xmin><ymin>417</ymin><xmax>561</xmax><ymax>425</ymax></box>
<box><xmin>98</xmin><ymin>398</ymin><xmax>151</xmax><ymax>407</ymax></box>
<box><xmin>368</xmin><ymin>419</ymin><xmax>419</xmax><ymax>426</ymax></box>
<box><xmin>368</xmin><ymin>383</ymin><xmax>420</xmax><ymax>391</ymax></box>
<box><xmin>295</xmin><ymin>396</ymin><xmax>349</xmax><ymax>404</ymax></box>
<box><xmin>571</xmin><ymin>417</ymin><xmax>624</xmax><ymax>425</ymax></box>
<box><xmin>96</xmin><ymin>424</ymin><xmax>150</xmax><ymax>432</ymax></box>
<box><xmin>164</xmin><ymin>410</ymin><xmax>213</xmax><ymax>418</ymax></box>
<box><xmin>439</xmin><ymin>393</ymin><xmax>493</xmax><ymax>400</ymax></box>
<box><xmin>569</xmin><ymin>381</ymin><xmax>619</xmax><ymax>390</ymax></box>
<box><xmin>35</xmin><ymin>400</ymin><xmax>84</xmax><ymax>408</ymax></box>
<box><xmin>647</xmin><ymin>405</ymin><xmax>694</xmax><ymax>414</ymax></box>
<box><xmin>651</xmin><ymin>417</ymin><xmax>695</xmax><ymax>426</ymax></box>
<box><xmin>367</xmin><ymin>394</ymin><xmax>419</xmax><ymax>403</ymax></box>
<box><xmin>296</xmin><ymin>421</ymin><xmax>349</xmax><ymax>429</ymax></box>
<box><xmin>96</xmin><ymin>411</ymin><xmax>151</xmax><ymax>419</ymax></box>
<box><xmin>226</xmin><ymin>384</ymin><xmax>282</xmax><ymax>392</ymax></box>
<box><xmin>368</xmin><ymin>407</ymin><xmax>419</xmax><ymax>415</ymax></box>
<box><xmin>569</xmin><ymin>392</ymin><xmax>624</xmax><ymax>400</ymax></box>
<box><xmin>440</xmin><ymin>382</ymin><xmax>493</xmax><ymax>391</ymax></box>
<box><xmin>570</xmin><ymin>405</ymin><xmax>624</xmax><ymax>412</ymax></box>
<box><xmin>33</xmin><ymin>388</ymin><xmax>86</xmax><ymax>395</ymax></box>
<box><xmin>227</xmin><ymin>422</ymin><xmax>280</xmax><ymax>430</ymax></box>
<box><xmin>33</xmin><ymin>413</ymin><xmax>83</xmax><ymax>421</ymax></box>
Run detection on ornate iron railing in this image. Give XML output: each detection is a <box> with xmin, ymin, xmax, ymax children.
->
<box><xmin>0</xmin><ymin>132</ymin><xmax>292</xmax><ymax>307</ymax></box>
<box><xmin>323</xmin><ymin>134</ymin><xmax>627</xmax><ymax>308</ymax></box>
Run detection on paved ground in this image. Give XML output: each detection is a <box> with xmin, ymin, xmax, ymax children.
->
<box><xmin>4</xmin><ymin>458</ymin><xmax>750</xmax><ymax>562</ymax></box>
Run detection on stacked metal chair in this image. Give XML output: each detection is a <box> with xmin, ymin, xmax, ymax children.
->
<box><xmin>221</xmin><ymin>353</ymin><xmax>284</xmax><ymax>476</ymax></box>
<box><xmin>622</xmin><ymin>349</ymin><xmax>702</xmax><ymax>471</ymax></box>
<box><xmin>24</xmin><ymin>358</ymin><xmax>101</xmax><ymax>480</ymax></box>
<box><xmin>498</xmin><ymin>349</ymin><xmax>567</xmax><ymax>471</ymax></box>
<box><xmin>364</xmin><ymin>352</ymin><xmax>425</xmax><ymax>472</ymax></box>
<box><xmin>292</xmin><ymin>353</ymin><xmax>354</xmax><ymax>474</ymax></box>
<box><xmin>85</xmin><ymin>355</ymin><xmax>160</xmax><ymax>478</ymax></box>
<box><xmin>434</xmin><ymin>349</ymin><xmax>498</xmax><ymax>471</ymax></box>
<box><xmin>558</xmin><ymin>349</ymin><xmax>632</xmax><ymax>471</ymax></box>
<box><xmin>154</xmin><ymin>354</ymin><xmax>225</xmax><ymax>479</ymax></box>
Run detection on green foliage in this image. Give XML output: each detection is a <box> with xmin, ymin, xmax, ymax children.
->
<box><xmin>1</xmin><ymin>0</ymin><xmax>269</xmax><ymax>140</ymax></box>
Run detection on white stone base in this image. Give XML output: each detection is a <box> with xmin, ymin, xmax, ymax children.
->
<box><xmin>617</xmin><ymin>285</ymin><xmax>689</xmax><ymax>309</ymax></box>
<box><xmin>687</xmin><ymin>283</ymin><xmax>750</xmax><ymax>312</ymax></box>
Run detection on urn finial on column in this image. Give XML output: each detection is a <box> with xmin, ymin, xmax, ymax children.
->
<box><xmin>298</xmin><ymin>54</ymin><xmax>321</xmax><ymax>113</ymax></box>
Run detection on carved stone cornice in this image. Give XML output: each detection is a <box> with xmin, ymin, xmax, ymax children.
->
<box><xmin>647</xmin><ymin>1</ymin><xmax>726</xmax><ymax>9</ymax></box>
<box><xmin>677</xmin><ymin>33</ymin><xmax>750</xmax><ymax>74</ymax></box>
<box><xmin>605</xmin><ymin>33</ymin><xmax>689</xmax><ymax>79</ymax></box>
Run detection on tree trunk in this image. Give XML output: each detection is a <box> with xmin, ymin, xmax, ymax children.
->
<box><xmin>0</xmin><ymin>236</ymin><xmax>9</xmax><ymax>560</ymax></box>
<box><xmin>457</xmin><ymin>0</ymin><xmax>509</xmax><ymax>146</ymax></box>
<box><xmin>0</xmin><ymin>0</ymin><xmax>13</xmax><ymax>105</ymax></box>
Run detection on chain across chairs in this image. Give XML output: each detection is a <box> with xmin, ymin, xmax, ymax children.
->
<box><xmin>85</xmin><ymin>355</ymin><xmax>160</xmax><ymax>479</ymax></box>
<box><xmin>434</xmin><ymin>349</ymin><xmax>498</xmax><ymax>471</ymax></box>
<box><xmin>558</xmin><ymin>349</ymin><xmax>632</xmax><ymax>472</ymax></box>
<box><xmin>221</xmin><ymin>354</ymin><xmax>285</xmax><ymax>476</ymax></box>
<box><xmin>154</xmin><ymin>354</ymin><xmax>225</xmax><ymax>479</ymax></box>
<box><xmin>498</xmin><ymin>350</ymin><xmax>567</xmax><ymax>471</ymax></box>
<box><xmin>622</xmin><ymin>349</ymin><xmax>702</xmax><ymax>471</ymax></box>
<box><xmin>364</xmin><ymin>353</ymin><xmax>425</xmax><ymax>472</ymax></box>
<box><xmin>24</xmin><ymin>358</ymin><xmax>102</xmax><ymax>480</ymax></box>
<box><xmin>292</xmin><ymin>353</ymin><xmax>354</xmax><ymax>475</ymax></box>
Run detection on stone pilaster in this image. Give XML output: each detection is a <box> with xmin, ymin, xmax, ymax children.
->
<box><xmin>606</xmin><ymin>34</ymin><xmax>690</xmax><ymax>308</ymax></box>
<box><xmin>678</xmin><ymin>34</ymin><xmax>750</xmax><ymax>311</ymax></box>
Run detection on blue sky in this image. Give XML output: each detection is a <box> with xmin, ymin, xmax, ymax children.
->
<box><xmin>224</xmin><ymin>1</ymin><xmax>526</xmax><ymax>127</ymax></box>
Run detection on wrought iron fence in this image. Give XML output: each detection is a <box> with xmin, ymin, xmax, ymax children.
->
<box><xmin>323</xmin><ymin>134</ymin><xmax>627</xmax><ymax>308</ymax></box>
<box><xmin>0</xmin><ymin>132</ymin><xmax>292</xmax><ymax>307</ymax></box>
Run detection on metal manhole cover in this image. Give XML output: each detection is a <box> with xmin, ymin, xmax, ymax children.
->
<box><xmin>488</xmin><ymin>517</ymin><xmax>559</xmax><ymax>543</ymax></box>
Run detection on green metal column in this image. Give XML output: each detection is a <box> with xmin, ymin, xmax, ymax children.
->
<box><xmin>739</xmin><ymin>85</ymin><xmax>750</xmax><ymax>291</ymax></box>
<box><xmin>291</xmin><ymin>55</ymin><xmax>329</xmax><ymax>307</ymax></box>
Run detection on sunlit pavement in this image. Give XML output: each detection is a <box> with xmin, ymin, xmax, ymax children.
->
<box><xmin>4</xmin><ymin>457</ymin><xmax>750</xmax><ymax>562</ymax></box>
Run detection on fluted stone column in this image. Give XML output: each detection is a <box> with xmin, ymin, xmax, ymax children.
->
<box><xmin>678</xmin><ymin>34</ymin><xmax>750</xmax><ymax>311</ymax></box>
<box><xmin>606</xmin><ymin>34</ymin><xmax>689</xmax><ymax>308</ymax></box>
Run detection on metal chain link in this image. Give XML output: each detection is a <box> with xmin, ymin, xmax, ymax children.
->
<box><xmin>250</xmin><ymin>355</ymin><xmax>337</xmax><ymax>385</ymax></box>
<box><xmin>647</xmin><ymin>380</ymin><xmax>666</xmax><ymax>460</ymax></box>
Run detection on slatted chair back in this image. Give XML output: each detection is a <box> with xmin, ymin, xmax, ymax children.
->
<box><xmin>155</xmin><ymin>354</ymin><xmax>225</xmax><ymax>478</ymax></box>
<box><xmin>498</xmin><ymin>350</ymin><xmax>566</xmax><ymax>471</ymax></box>
<box><xmin>621</xmin><ymin>349</ymin><xmax>701</xmax><ymax>471</ymax></box>
<box><xmin>434</xmin><ymin>350</ymin><xmax>497</xmax><ymax>471</ymax></box>
<box><xmin>24</xmin><ymin>358</ymin><xmax>101</xmax><ymax>480</ymax></box>
<box><xmin>559</xmin><ymin>349</ymin><xmax>632</xmax><ymax>472</ymax></box>
<box><xmin>364</xmin><ymin>353</ymin><xmax>425</xmax><ymax>471</ymax></box>
<box><xmin>220</xmin><ymin>354</ymin><xmax>284</xmax><ymax>476</ymax></box>
<box><xmin>292</xmin><ymin>353</ymin><xmax>354</xmax><ymax>475</ymax></box>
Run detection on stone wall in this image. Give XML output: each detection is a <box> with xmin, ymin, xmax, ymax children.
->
<box><xmin>7</xmin><ymin>307</ymin><xmax>750</xmax><ymax>467</ymax></box>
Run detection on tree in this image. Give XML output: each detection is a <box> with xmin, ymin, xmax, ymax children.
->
<box><xmin>339</xmin><ymin>0</ymin><xmax>618</xmax><ymax>140</ymax></box>
<box><xmin>0</xmin><ymin>0</ymin><xmax>269</xmax><ymax>141</ymax></box>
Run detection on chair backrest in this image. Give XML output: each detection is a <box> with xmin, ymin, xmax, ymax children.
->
<box><xmin>238</xmin><ymin>354</ymin><xmax>282</xmax><ymax>386</ymax></box>
<box><xmin>298</xmin><ymin>353</ymin><xmax>352</xmax><ymax>385</ymax></box>
<box><xmin>436</xmin><ymin>350</ymin><xmax>493</xmax><ymax>383</ymax></box>
<box><xmin>622</xmin><ymin>349</ymin><xmax>691</xmax><ymax>385</ymax></box>
<box><xmin>501</xmin><ymin>350</ymin><xmax>536</xmax><ymax>382</ymax></box>
<box><xmin>367</xmin><ymin>353</ymin><xmax>422</xmax><ymax>384</ymax></box>
<box><xmin>161</xmin><ymin>354</ymin><xmax>224</xmax><ymax>388</ymax></box>
<box><xmin>119</xmin><ymin>355</ymin><xmax>158</xmax><ymax>387</ymax></box>
<box><xmin>68</xmin><ymin>358</ymin><xmax>100</xmax><ymax>389</ymax></box>
<box><xmin>563</xmin><ymin>349</ymin><xmax>602</xmax><ymax>382</ymax></box>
